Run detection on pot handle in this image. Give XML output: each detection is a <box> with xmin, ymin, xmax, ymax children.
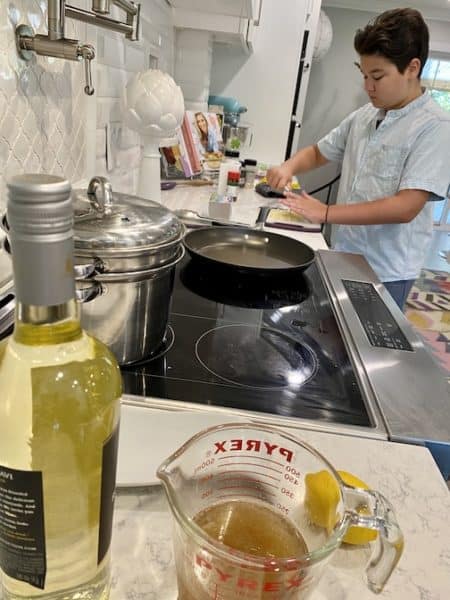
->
<box><xmin>1</xmin><ymin>212</ymin><xmax>9</xmax><ymax>234</ymax></box>
<box><xmin>342</xmin><ymin>484</ymin><xmax>404</xmax><ymax>594</ymax></box>
<box><xmin>74</xmin><ymin>258</ymin><xmax>105</xmax><ymax>280</ymax></box>
<box><xmin>74</xmin><ymin>263</ymin><xmax>96</xmax><ymax>279</ymax></box>
<box><xmin>87</xmin><ymin>176</ymin><xmax>113</xmax><ymax>215</ymax></box>
<box><xmin>75</xmin><ymin>281</ymin><xmax>103</xmax><ymax>303</ymax></box>
<box><xmin>0</xmin><ymin>291</ymin><xmax>15</xmax><ymax>323</ymax></box>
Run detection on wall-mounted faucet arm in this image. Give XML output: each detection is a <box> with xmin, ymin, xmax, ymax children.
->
<box><xmin>16</xmin><ymin>24</ymin><xmax>95</xmax><ymax>94</ymax></box>
<box><xmin>92</xmin><ymin>0</ymin><xmax>110</xmax><ymax>13</ymax></box>
<box><xmin>48</xmin><ymin>0</ymin><xmax>65</xmax><ymax>40</ymax></box>
<box><xmin>112</xmin><ymin>0</ymin><xmax>139</xmax><ymax>16</ymax></box>
<box><xmin>65</xmin><ymin>4</ymin><xmax>135</xmax><ymax>37</ymax></box>
<box><xmin>17</xmin><ymin>26</ymin><xmax>83</xmax><ymax>61</ymax></box>
<box><xmin>15</xmin><ymin>0</ymin><xmax>140</xmax><ymax>95</ymax></box>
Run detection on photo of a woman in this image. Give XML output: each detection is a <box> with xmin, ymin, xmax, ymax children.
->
<box><xmin>194</xmin><ymin>112</ymin><xmax>220</xmax><ymax>153</ymax></box>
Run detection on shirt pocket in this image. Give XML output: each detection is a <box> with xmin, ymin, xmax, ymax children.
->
<box><xmin>361</xmin><ymin>144</ymin><xmax>408</xmax><ymax>196</ymax></box>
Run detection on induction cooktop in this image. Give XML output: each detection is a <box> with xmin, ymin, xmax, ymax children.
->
<box><xmin>121</xmin><ymin>256</ymin><xmax>373</xmax><ymax>428</ymax></box>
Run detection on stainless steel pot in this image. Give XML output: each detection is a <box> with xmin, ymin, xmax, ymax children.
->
<box><xmin>73</xmin><ymin>176</ymin><xmax>185</xmax><ymax>365</ymax></box>
<box><xmin>1</xmin><ymin>176</ymin><xmax>185</xmax><ymax>364</ymax></box>
<box><xmin>77</xmin><ymin>246</ymin><xmax>184</xmax><ymax>365</ymax></box>
<box><xmin>73</xmin><ymin>176</ymin><xmax>183</xmax><ymax>272</ymax></box>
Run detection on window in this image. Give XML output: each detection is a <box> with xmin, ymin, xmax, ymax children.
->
<box><xmin>422</xmin><ymin>56</ymin><xmax>450</xmax><ymax>230</ymax></box>
<box><xmin>422</xmin><ymin>56</ymin><xmax>450</xmax><ymax>110</ymax></box>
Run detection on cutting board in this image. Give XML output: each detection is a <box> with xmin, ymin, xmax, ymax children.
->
<box><xmin>264</xmin><ymin>208</ymin><xmax>322</xmax><ymax>232</ymax></box>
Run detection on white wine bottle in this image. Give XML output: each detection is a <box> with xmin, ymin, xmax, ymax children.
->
<box><xmin>0</xmin><ymin>174</ymin><xmax>122</xmax><ymax>599</ymax></box>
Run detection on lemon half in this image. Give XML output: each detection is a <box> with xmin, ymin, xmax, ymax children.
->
<box><xmin>304</xmin><ymin>469</ymin><xmax>378</xmax><ymax>545</ymax></box>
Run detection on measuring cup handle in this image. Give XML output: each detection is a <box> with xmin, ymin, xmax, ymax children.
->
<box><xmin>343</xmin><ymin>486</ymin><xmax>404</xmax><ymax>594</ymax></box>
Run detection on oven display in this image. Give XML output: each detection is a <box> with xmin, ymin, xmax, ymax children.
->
<box><xmin>342</xmin><ymin>280</ymin><xmax>413</xmax><ymax>351</ymax></box>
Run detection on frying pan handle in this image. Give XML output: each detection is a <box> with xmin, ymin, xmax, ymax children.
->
<box><xmin>255</xmin><ymin>206</ymin><xmax>271</xmax><ymax>229</ymax></box>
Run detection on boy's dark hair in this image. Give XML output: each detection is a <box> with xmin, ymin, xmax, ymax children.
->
<box><xmin>354</xmin><ymin>8</ymin><xmax>429</xmax><ymax>76</ymax></box>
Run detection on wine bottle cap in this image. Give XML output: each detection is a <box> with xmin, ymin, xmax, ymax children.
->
<box><xmin>7</xmin><ymin>174</ymin><xmax>72</xmax><ymax>238</ymax></box>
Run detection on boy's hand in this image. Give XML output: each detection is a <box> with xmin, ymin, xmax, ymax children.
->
<box><xmin>281</xmin><ymin>190</ymin><xmax>328</xmax><ymax>223</ymax></box>
<box><xmin>267</xmin><ymin>164</ymin><xmax>293</xmax><ymax>190</ymax></box>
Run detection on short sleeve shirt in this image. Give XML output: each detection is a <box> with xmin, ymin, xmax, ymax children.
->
<box><xmin>317</xmin><ymin>92</ymin><xmax>450</xmax><ymax>282</ymax></box>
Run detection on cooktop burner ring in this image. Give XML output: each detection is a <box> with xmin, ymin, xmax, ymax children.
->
<box><xmin>195</xmin><ymin>323</ymin><xmax>318</xmax><ymax>391</ymax></box>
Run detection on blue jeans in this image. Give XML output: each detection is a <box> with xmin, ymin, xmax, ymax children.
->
<box><xmin>383</xmin><ymin>279</ymin><xmax>415</xmax><ymax>311</ymax></box>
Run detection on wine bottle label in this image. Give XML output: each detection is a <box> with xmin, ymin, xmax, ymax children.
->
<box><xmin>98</xmin><ymin>425</ymin><xmax>120</xmax><ymax>565</ymax></box>
<box><xmin>0</xmin><ymin>466</ymin><xmax>46</xmax><ymax>590</ymax></box>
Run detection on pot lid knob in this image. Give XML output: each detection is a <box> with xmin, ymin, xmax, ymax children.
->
<box><xmin>87</xmin><ymin>176</ymin><xmax>113</xmax><ymax>215</ymax></box>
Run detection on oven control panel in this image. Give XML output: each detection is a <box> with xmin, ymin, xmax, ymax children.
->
<box><xmin>342</xmin><ymin>280</ymin><xmax>413</xmax><ymax>351</ymax></box>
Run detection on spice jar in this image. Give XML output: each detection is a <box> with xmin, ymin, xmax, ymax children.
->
<box><xmin>244</xmin><ymin>159</ymin><xmax>258</xmax><ymax>188</ymax></box>
<box><xmin>226</xmin><ymin>171</ymin><xmax>240</xmax><ymax>201</ymax></box>
<box><xmin>217</xmin><ymin>150</ymin><xmax>241</xmax><ymax>195</ymax></box>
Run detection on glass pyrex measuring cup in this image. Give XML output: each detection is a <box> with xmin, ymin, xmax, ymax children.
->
<box><xmin>157</xmin><ymin>423</ymin><xmax>403</xmax><ymax>599</ymax></box>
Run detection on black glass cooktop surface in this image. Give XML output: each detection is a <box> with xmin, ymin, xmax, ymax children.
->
<box><xmin>122</xmin><ymin>257</ymin><xmax>373</xmax><ymax>427</ymax></box>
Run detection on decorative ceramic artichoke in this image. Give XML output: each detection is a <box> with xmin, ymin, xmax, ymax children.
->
<box><xmin>122</xmin><ymin>70</ymin><xmax>185</xmax><ymax>139</ymax></box>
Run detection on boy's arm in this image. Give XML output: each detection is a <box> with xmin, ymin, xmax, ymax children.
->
<box><xmin>268</xmin><ymin>108</ymin><xmax>359</xmax><ymax>189</ymax></box>
<box><xmin>267</xmin><ymin>145</ymin><xmax>329</xmax><ymax>189</ymax></box>
<box><xmin>282</xmin><ymin>188</ymin><xmax>429</xmax><ymax>224</ymax></box>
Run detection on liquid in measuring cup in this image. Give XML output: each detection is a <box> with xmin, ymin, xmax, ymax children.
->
<box><xmin>177</xmin><ymin>499</ymin><xmax>309</xmax><ymax>600</ymax></box>
<box><xmin>195</xmin><ymin>500</ymin><xmax>308</xmax><ymax>557</ymax></box>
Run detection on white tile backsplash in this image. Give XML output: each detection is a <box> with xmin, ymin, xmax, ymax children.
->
<box><xmin>0</xmin><ymin>0</ymin><xmax>88</xmax><ymax>208</ymax></box>
<box><xmin>125</xmin><ymin>44</ymin><xmax>146</xmax><ymax>73</ymax></box>
<box><xmin>0</xmin><ymin>0</ymin><xmax>176</xmax><ymax>207</ymax></box>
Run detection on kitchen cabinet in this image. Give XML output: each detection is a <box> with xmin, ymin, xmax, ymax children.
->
<box><xmin>171</xmin><ymin>0</ymin><xmax>262</xmax><ymax>52</ymax></box>
<box><xmin>168</xmin><ymin>0</ymin><xmax>260</xmax><ymax>20</ymax></box>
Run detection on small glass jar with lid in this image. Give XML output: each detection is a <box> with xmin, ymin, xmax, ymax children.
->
<box><xmin>243</xmin><ymin>159</ymin><xmax>258</xmax><ymax>189</ymax></box>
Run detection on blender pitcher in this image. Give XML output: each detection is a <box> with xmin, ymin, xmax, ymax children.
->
<box><xmin>157</xmin><ymin>423</ymin><xmax>403</xmax><ymax>600</ymax></box>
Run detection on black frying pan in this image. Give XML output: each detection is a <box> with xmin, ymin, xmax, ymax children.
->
<box><xmin>183</xmin><ymin>226</ymin><xmax>315</xmax><ymax>274</ymax></box>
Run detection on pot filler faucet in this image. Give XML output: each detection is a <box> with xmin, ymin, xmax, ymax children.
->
<box><xmin>15</xmin><ymin>0</ymin><xmax>140</xmax><ymax>95</ymax></box>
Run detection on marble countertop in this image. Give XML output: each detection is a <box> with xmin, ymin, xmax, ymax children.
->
<box><xmin>0</xmin><ymin>185</ymin><xmax>327</xmax><ymax>296</ymax></box>
<box><xmin>110</xmin><ymin>424</ymin><xmax>450</xmax><ymax>599</ymax></box>
<box><xmin>158</xmin><ymin>184</ymin><xmax>329</xmax><ymax>251</ymax></box>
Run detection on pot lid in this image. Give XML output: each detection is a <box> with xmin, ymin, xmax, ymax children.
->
<box><xmin>72</xmin><ymin>177</ymin><xmax>183</xmax><ymax>255</ymax></box>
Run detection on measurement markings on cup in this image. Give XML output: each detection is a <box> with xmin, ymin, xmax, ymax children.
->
<box><xmin>216</xmin><ymin>469</ymin><xmax>281</xmax><ymax>483</ymax></box>
<box><xmin>217</xmin><ymin>460</ymin><xmax>284</xmax><ymax>475</ymax></box>
<box><xmin>215</xmin><ymin>492</ymin><xmax>270</xmax><ymax>501</ymax></box>
<box><xmin>217</xmin><ymin>455</ymin><xmax>285</xmax><ymax>467</ymax></box>
<box><xmin>217</xmin><ymin>483</ymin><xmax>278</xmax><ymax>493</ymax></box>
<box><xmin>216</xmin><ymin>474</ymin><xmax>279</xmax><ymax>488</ymax></box>
<box><xmin>195</xmin><ymin>447</ymin><xmax>301</xmax><ymax>514</ymax></box>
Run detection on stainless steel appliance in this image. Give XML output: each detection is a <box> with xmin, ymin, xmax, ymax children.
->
<box><xmin>1</xmin><ymin>229</ymin><xmax>448</xmax><ymax>471</ymax></box>
<box><xmin>121</xmin><ymin>250</ymin><xmax>449</xmax><ymax>456</ymax></box>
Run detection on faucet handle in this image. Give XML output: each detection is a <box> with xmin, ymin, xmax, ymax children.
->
<box><xmin>79</xmin><ymin>44</ymin><xmax>95</xmax><ymax>95</ymax></box>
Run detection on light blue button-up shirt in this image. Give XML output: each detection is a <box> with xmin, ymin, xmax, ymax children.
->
<box><xmin>317</xmin><ymin>92</ymin><xmax>450</xmax><ymax>282</ymax></box>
